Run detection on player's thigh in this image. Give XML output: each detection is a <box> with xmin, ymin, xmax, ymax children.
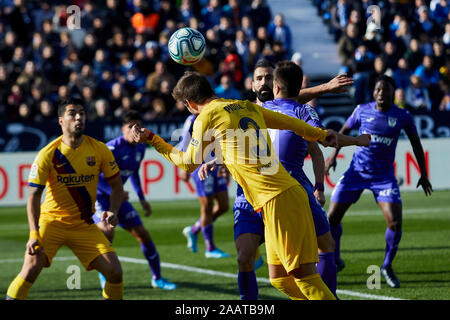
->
<box><xmin>262</xmin><ymin>185</ymin><xmax>318</xmax><ymax>273</ymax></box>
<box><xmin>327</xmin><ymin>201</ymin><xmax>354</xmax><ymax>226</ymax></box>
<box><xmin>268</xmin><ymin>263</ymin><xmax>289</xmax><ymax>279</ymax></box>
<box><xmin>213</xmin><ymin>190</ymin><xmax>229</xmax><ymax>214</ymax></box>
<box><xmin>317</xmin><ymin>231</ymin><xmax>335</xmax><ymax>253</ymax></box>
<box><xmin>89</xmin><ymin>251</ymin><xmax>122</xmax><ymax>282</ymax></box>
<box><xmin>126</xmin><ymin>225</ymin><xmax>152</xmax><ymax>244</ymax></box>
<box><xmin>66</xmin><ymin>222</ymin><xmax>115</xmax><ymax>271</ymax></box>
<box><xmin>235</xmin><ymin>233</ymin><xmax>262</xmax><ymax>270</ymax></box>
<box><xmin>33</xmin><ymin>219</ymin><xmax>66</xmax><ymax>268</ymax></box>
<box><xmin>378</xmin><ymin>201</ymin><xmax>402</xmax><ymax>230</ymax></box>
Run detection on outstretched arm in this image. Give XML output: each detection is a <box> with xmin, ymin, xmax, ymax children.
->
<box><xmin>406</xmin><ymin>131</ymin><xmax>433</xmax><ymax>196</ymax></box>
<box><xmin>131</xmin><ymin>125</ymin><xmax>205</xmax><ymax>173</ymax></box>
<box><xmin>298</xmin><ymin>74</ymin><xmax>354</xmax><ymax>104</ymax></box>
<box><xmin>258</xmin><ymin>105</ymin><xmax>338</xmax><ymax>146</ymax></box>
<box><xmin>325</xmin><ymin>123</ymin><xmax>352</xmax><ymax>175</ymax></box>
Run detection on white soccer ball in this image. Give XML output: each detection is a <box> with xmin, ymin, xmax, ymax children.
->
<box><xmin>168</xmin><ymin>27</ymin><xmax>206</xmax><ymax>66</ymax></box>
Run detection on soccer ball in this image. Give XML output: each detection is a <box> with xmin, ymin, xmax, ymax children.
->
<box><xmin>168</xmin><ymin>27</ymin><xmax>206</xmax><ymax>66</ymax></box>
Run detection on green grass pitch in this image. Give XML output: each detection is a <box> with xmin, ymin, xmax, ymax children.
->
<box><xmin>0</xmin><ymin>190</ymin><xmax>449</xmax><ymax>300</ymax></box>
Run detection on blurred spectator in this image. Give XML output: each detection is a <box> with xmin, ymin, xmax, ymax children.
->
<box><xmin>201</xmin><ymin>0</ymin><xmax>223</xmax><ymax>29</ymax></box>
<box><xmin>338</xmin><ymin>23</ymin><xmax>362</xmax><ymax>73</ymax></box>
<box><xmin>214</xmin><ymin>74</ymin><xmax>242</xmax><ymax>99</ymax></box>
<box><xmin>291</xmin><ymin>52</ymin><xmax>303</xmax><ymax>68</ymax></box>
<box><xmin>267</xmin><ymin>13</ymin><xmax>292</xmax><ymax>53</ymax></box>
<box><xmin>34</xmin><ymin>100</ymin><xmax>55</xmax><ymax>123</ymax></box>
<box><xmin>248</xmin><ymin>0</ymin><xmax>272</xmax><ymax>31</ymax></box>
<box><xmin>92</xmin><ymin>99</ymin><xmax>113</xmax><ymax>123</ymax></box>
<box><xmin>167</xmin><ymin>100</ymin><xmax>191</xmax><ymax>120</ymax></box>
<box><xmin>439</xmin><ymin>84</ymin><xmax>450</xmax><ymax>110</ymax></box>
<box><xmin>241</xmin><ymin>15</ymin><xmax>255</xmax><ymax>40</ymax></box>
<box><xmin>241</xmin><ymin>75</ymin><xmax>256</xmax><ymax>101</ymax></box>
<box><xmin>17</xmin><ymin>103</ymin><xmax>34</xmax><ymax>123</ymax></box>
<box><xmin>394</xmin><ymin>88</ymin><xmax>412</xmax><ymax>110</ymax></box>
<box><xmin>394</xmin><ymin>58</ymin><xmax>413</xmax><ymax>90</ymax></box>
<box><xmin>406</xmin><ymin>75</ymin><xmax>432</xmax><ymax>110</ymax></box>
<box><xmin>330</xmin><ymin>0</ymin><xmax>354</xmax><ymax>42</ymax></box>
<box><xmin>144</xmin><ymin>97</ymin><xmax>166</xmax><ymax>121</ymax></box>
<box><xmin>145</xmin><ymin>60</ymin><xmax>175</xmax><ymax>94</ymax></box>
<box><xmin>404</xmin><ymin>38</ymin><xmax>424</xmax><ymax>71</ymax></box>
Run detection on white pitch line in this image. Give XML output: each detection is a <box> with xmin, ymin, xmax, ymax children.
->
<box><xmin>0</xmin><ymin>255</ymin><xmax>403</xmax><ymax>300</ymax></box>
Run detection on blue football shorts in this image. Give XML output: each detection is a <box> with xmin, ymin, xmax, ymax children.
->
<box><xmin>93</xmin><ymin>193</ymin><xmax>143</xmax><ymax>229</ymax></box>
<box><xmin>330</xmin><ymin>168</ymin><xmax>402</xmax><ymax>204</ymax></box>
<box><xmin>191</xmin><ymin>165</ymin><xmax>228</xmax><ymax>197</ymax></box>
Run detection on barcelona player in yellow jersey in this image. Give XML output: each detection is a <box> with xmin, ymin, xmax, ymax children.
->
<box><xmin>131</xmin><ymin>71</ymin><xmax>344</xmax><ymax>300</ymax></box>
<box><xmin>6</xmin><ymin>98</ymin><xmax>125</xmax><ymax>300</ymax></box>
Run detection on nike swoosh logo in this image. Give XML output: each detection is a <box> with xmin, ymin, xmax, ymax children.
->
<box><xmin>366</xmin><ymin>117</ymin><xmax>375</xmax><ymax>122</ymax></box>
<box><xmin>56</xmin><ymin>163</ymin><xmax>67</xmax><ymax>168</ymax></box>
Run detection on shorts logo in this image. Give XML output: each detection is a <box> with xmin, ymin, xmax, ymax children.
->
<box><xmin>86</xmin><ymin>156</ymin><xmax>96</xmax><ymax>166</ymax></box>
<box><xmin>379</xmin><ymin>188</ymin><xmax>399</xmax><ymax>197</ymax></box>
<box><xmin>388</xmin><ymin>117</ymin><xmax>397</xmax><ymax>127</ymax></box>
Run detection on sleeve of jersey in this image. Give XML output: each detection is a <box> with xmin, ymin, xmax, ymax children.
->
<box><xmin>100</xmin><ymin>144</ymin><xmax>120</xmax><ymax>179</ymax></box>
<box><xmin>28</xmin><ymin>150</ymin><xmax>50</xmax><ymax>189</ymax></box>
<box><xmin>346</xmin><ymin>105</ymin><xmax>360</xmax><ymax>129</ymax></box>
<box><xmin>298</xmin><ymin>105</ymin><xmax>323</xmax><ymax>128</ymax></box>
<box><xmin>146</xmin><ymin>117</ymin><xmax>207</xmax><ymax>173</ymax></box>
<box><xmin>259</xmin><ymin>104</ymin><xmax>327</xmax><ymax>142</ymax></box>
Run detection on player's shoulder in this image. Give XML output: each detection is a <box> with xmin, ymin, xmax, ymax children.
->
<box><xmin>37</xmin><ymin>135</ymin><xmax>63</xmax><ymax>159</ymax></box>
<box><xmin>298</xmin><ymin>103</ymin><xmax>320</xmax><ymax>121</ymax></box>
<box><xmin>105</xmin><ymin>136</ymin><xmax>124</xmax><ymax>150</ymax></box>
<box><xmin>83</xmin><ymin>135</ymin><xmax>111</xmax><ymax>153</ymax></box>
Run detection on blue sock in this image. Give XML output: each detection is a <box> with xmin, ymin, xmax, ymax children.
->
<box><xmin>140</xmin><ymin>241</ymin><xmax>161</xmax><ymax>280</ymax></box>
<box><xmin>201</xmin><ymin>224</ymin><xmax>215</xmax><ymax>252</ymax></box>
<box><xmin>238</xmin><ymin>271</ymin><xmax>258</xmax><ymax>300</ymax></box>
<box><xmin>382</xmin><ymin>228</ymin><xmax>402</xmax><ymax>269</ymax></box>
<box><xmin>317</xmin><ymin>252</ymin><xmax>337</xmax><ymax>297</ymax></box>
<box><xmin>330</xmin><ymin>223</ymin><xmax>343</xmax><ymax>263</ymax></box>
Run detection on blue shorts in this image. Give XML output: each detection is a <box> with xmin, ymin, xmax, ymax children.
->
<box><xmin>233</xmin><ymin>201</ymin><xmax>265</xmax><ymax>242</ymax></box>
<box><xmin>233</xmin><ymin>183</ymin><xmax>330</xmax><ymax>241</ymax></box>
<box><xmin>93</xmin><ymin>194</ymin><xmax>143</xmax><ymax>229</ymax></box>
<box><xmin>191</xmin><ymin>166</ymin><xmax>228</xmax><ymax>197</ymax></box>
<box><xmin>330</xmin><ymin>168</ymin><xmax>402</xmax><ymax>204</ymax></box>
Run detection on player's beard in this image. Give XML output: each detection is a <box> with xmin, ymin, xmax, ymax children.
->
<box><xmin>256</xmin><ymin>86</ymin><xmax>274</xmax><ymax>103</ymax></box>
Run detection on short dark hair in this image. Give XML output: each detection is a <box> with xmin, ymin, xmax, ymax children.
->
<box><xmin>254</xmin><ymin>59</ymin><xmax>275</xmax><ymax>70</ymax></box>
<box><xmin>122</xmin><ymin>109</ymin><xmax>142</xmax><ymax>125</ymax></box>
<box><xmin>172</xmin><ymin>71</ymin><xmax>215</xmax><ymax>104</ymax></box>
<box><xmin>273</xmin><ymin>60</ymin><xmax>303</xmax><ymax>98</ymax></box>
<box><xmin>58</xmin><ymin>98</ymin><xmax>85</xmax><ymax>116</ymax></box>
<box><xmin>375</xmin><ymin>75</ymin><xmax>396</xmax><ymax>90</ymax></box>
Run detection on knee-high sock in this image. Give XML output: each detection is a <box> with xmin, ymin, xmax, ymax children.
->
<box><xmin>294</xmin><ymin>273</ymin><xmax>336</xmax><ymax>300</ymax></box>
<box><xmin>382</xmin><ymin>228</ymin><xmax>402</xmax><ymax>269</ymax></box>
<box><xmin>201</xmin><ymin>224</ymin><xmax>215</xmax><ymax>251</ymax></box>
<box><xmin>191</xmin><ymin>219</ymin><xmax>202</xmax><ymax>234</ymax></box>
<box><xmin>270</xmin><ymin>276</ymin><xmax>307</xmax><ymax>300</ymax></box>
<box><xmin>238</xmin><ymin>271</ymin><xmax>258</xmax><ymax>300</ymax></box>
<box><xmin>6</xmin><ymin>274</ymin><xmax>32</xmax><ymax>300</ymax></box>
<box><xmin>330</xmin><ymin>223</ymin><xmax>343</xmax><ymax>263</ymax></box>
<box><xmin>317</xmin><ymin>252</ymin><xmax>338</xmax><ymax>297</ymax></box>
<box><xmin>140</xmin><ymin>241</ymin><xmax>161</xmax><ymax>280</ymax></box>
<box><xmin>102</xmin><ymin>281</ymin><xmax>123</xmax><ymax>300</ymax></box>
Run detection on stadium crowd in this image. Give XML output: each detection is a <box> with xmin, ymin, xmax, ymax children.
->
<box><xmin>0</xmin><ymin>0</ymin><xmax>296</xmax><ymax>125</ymax></box>
<box><xmin>314</xmin><ymin>0</ymin><xmax>450</xmax><ymax>111</ymax></box>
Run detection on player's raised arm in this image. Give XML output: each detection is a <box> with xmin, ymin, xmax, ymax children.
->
<box><xmin>257</xmin><ymin>104</ymin><xmax>338</xmax><ymax>147</ymax></box>
<box><xmin>406</xmin><ymin>130</ymin><xmax>433</xmax><ymax>196</ymax></box>
<box><xmin>298</xmin><ymin>74</ymin><xmax>354</xmax><ymax>104</ymax></box>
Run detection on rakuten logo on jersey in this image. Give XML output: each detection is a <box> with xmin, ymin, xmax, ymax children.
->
<box><xmin>57</xmin><ymin>174</ymin><xmax>95</xmax><ymax>186</ymax></box>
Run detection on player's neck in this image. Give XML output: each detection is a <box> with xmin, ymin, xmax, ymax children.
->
<box><xmin>62</xmin><ymin>134</ymin><xmax>84</xmax><ymax>149</ymax></box>
<box><xmin>375</xmin><ymin>103</ymin><xmax>392</xmax><ymax>112</ymax></box>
